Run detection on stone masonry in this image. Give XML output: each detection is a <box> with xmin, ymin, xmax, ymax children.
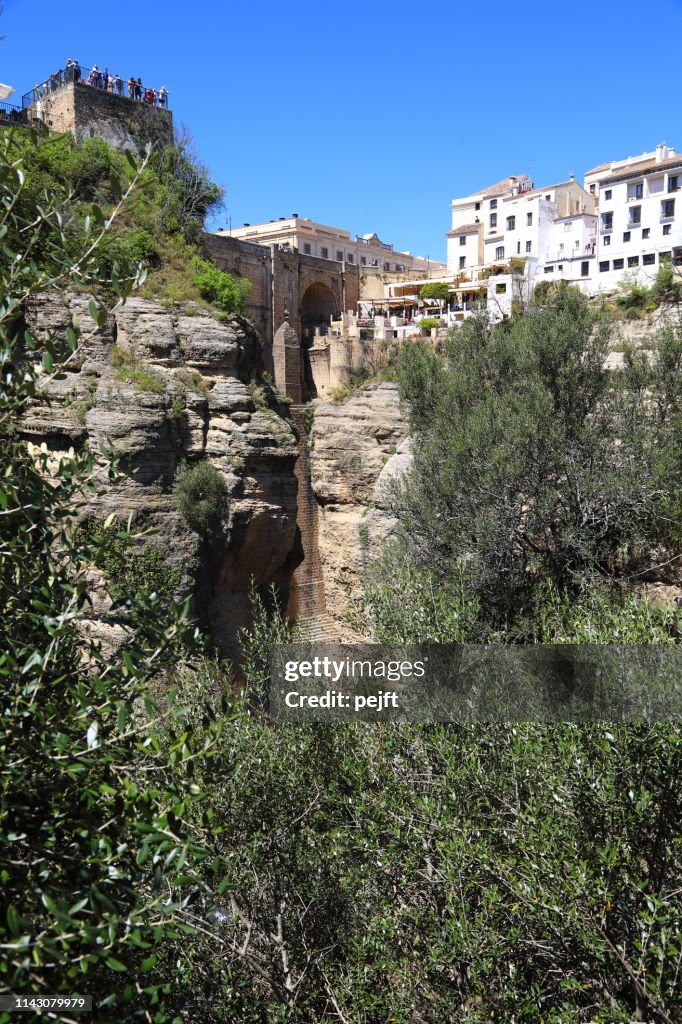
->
<box><xmin>27</xmin><ymin>82</ymin><xmax>173</xmax><ymax>152</ymax></box>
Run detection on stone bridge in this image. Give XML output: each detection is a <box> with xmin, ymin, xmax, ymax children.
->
<box><xmin>206</xmin><ymin>234</ymin><xmax>360</xmax><ymax>401</ymax></box>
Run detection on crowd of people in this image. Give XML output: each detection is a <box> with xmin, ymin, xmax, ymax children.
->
<box><xmin>30</xmin><ymin>60</ymin><xmax>169</xmax><ymax>109</ymax></box>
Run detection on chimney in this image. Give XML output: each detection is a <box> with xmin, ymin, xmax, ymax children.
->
<box><xmin>655</xmin><ymin>142</ymin><xmax>667</xmax><ymax>163</ymax></box>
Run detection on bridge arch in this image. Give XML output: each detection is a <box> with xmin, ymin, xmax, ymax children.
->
<box><xmin>299</xmin><ymin>281</ymin><xmax>338</xmax><ymax>342</ymax></box>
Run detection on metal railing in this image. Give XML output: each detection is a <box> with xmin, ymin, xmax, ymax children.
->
<box><xmin>0</xmin><ymin>100</ymin><xmax>24</xmax><ymax>124</ymax></box>
<box><xmin>23</xmin><ymin>66</ymin><xmax>170</xmax><ymax>110</ymax></box>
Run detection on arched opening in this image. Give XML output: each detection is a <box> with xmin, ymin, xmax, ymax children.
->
<box><xmin>299</xmin><ymin>281</ymin><xmax>338</xmax><ymax>342</ymax></box>
<box><xmin>299</xmin><ymin>281</ymin><xmax>338</xmax><ymax>399</ymax></box>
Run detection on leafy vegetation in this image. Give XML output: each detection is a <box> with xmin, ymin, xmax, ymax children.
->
<box><xmin>616</xmin><ymin>261</ymin><xmax>682</xmax><ymax>319</ymax></box>
<box><xmin>2</xmin><ymin>108</ymin><xmax>682</xmax><ymax>1024</ymax></box>
<box><xmin>378</xmin><ymin>291</ymin><xmax>680</xmax><ymax>636</ymax></box>
<box><xmin>81</xmin><ymin>518</ymin><xmax>182</xmax><ymax>605</ymax></box>
<box><xmin>175</xmin><ymin>460</ymin><xmax>226</xmax><ymax>533</ymax></box>
<box><xmin>6</xmin><ymin>126</ymin><xmax>244</xmax><ymax>314</ymax></box>
<box><xmin>0</xmin><ymin>128</ymin><xmax>230</xmax><ymax>1022</ymax></box>
<box><xmin>192</xmin><ymin>256</ymin><xmax>251</xmax><ymax>314</ymax></box>
<box><xmin>420</xmin><ymin>281</ymin><xmax>451</xmax><ymax>302</ymax></box>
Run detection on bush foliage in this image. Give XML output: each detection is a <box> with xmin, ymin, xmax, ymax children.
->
<box><xmin>175</xmin><ymin>460</ymin><xmax>226</xmax><ymax>533</ymax></box>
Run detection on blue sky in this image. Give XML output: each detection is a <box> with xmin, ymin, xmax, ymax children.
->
<box><xmin>2</xmin><ymin>0</ymin><xmax>681</xmax><ymax>261</ymax></box>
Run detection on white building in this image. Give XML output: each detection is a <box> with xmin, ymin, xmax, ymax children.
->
<box><xmin>446</xmin><ymin>174</ymin><xmax>597</xmax><ymax>313</ymax></box>
<box><xmin>585</xmin><ymin>143</ymin><xmax>682</xmax><ymax>294</ymax></box>
<box><xmin>220</xmin><ymin>216</ymin><xmax>445</xmax><ymax>276</ymax></box>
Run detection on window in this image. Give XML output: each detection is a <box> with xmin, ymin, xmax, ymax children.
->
<box><xmin>303</xmin><ymin>243</ymin><xmax>311</xmax><ymax>255</ymax></box>
<box><xmin>495</xmin><ymin>283</ymin><xmax>507</xmax><ymax>294</ymax></box>
<box><xmin>495</xmin><ymin>246</ymin><xmax>505</xmax><ymax>260</ymax></box>
<box><xmin>603</xmin><ymin>235</ymin><xmax>611</xmax><ymax>246</ymax></box>
<box><xmin>643</xmin><ymin>253</ymin><xmax>655</xmax><ymax>265</ymax></box>
<box><xmin>629</xmin><ymin>205</ymin><xmax>641</xmax><ymax>225</ymax></box>
<box><xmin>490</xmin><ymin>213</ymin><xmax>497</xmax><ymax>228</ymax></box>
<box><xmin>628</xmin><ymin>182</ymin><xmax>643</xmax><ymax>200</ymax></box>
<box><xmin>599</xmin><ymin>261</ymin><xmax>610</xmax><ymax>272</ymax></box>
<box><xmin>346</xmin><ymin>253</ymin><xmax>354</xmax><ymax>263</ymax></box>
<box><xmin>589</xmin><ymin>183</ymin><xmax>596</xmax><ymax>195</ymax></box>
<box><xmin>506</xmin><ymin>216</ymin><xmax>516</xmax><ymax>230</ymax></box>
<box><xmin>628</xmin><ymin>255</ymin><xmax>639</xmax><ymax>267</ymax></box>
<box><xmin>545</xmin><ymin>193</ymin><xmax>551</xmax><ymax>200</ymax></box>
<box><xmin>460</xmin><ymin>235</ymin><xmax>467</xmax><ymax>246</ymax></box>
<box><xmin>544</xmin><ymin>266</ymin><xmax>554</xmax><ymax>273</ymax></box>
<box><xmin>527</xmin><ymin>212</ymin><xmax>533</xmax><ymax>226</ymax></box>
<box><xmin>660</xmin><ymin>251</ymin><xmax>671</xmax><ymax>261</ymax></box>
<box><xmin>517</xmin><ymin>241</ymin><xmax>521</xmax><ymax>254</ymax></box>
<box><xmin>383</xmin><ymin>261</ymin><xmax>390</xmax><ymax>271</ymax></box>
<box><xmin>459</xmin><ymin>255</ymin><xmax>466</xmax><ymax>269</ymax></box>
<box><xmin>490</xmin><ymin>199</ymin><xmax>497</xmax><ymax>209</ymax></box>
<box><xmin>642</xmin><ymin>228</ymin><xmax>650</xmax><ymax>239</ymax></box>
<box><xmin>526</xmin><ymin>240</ymin><xmax>532</xmax><ymax>253</ymax></box>
<box><xmin>336</xmin><ymin>250</ymin><xmax>343</xmax><ymax>261</ymax></box>
<box><xmin>558</xmin><ymin>264</ymin><xmax>564</xmax><ymax>270</ymax></box>
<box><xmin>669</xmin><ymin>176</ymin><xmax>679</xmax><ymax>193</ymax></box>
<box><xmin>663</xmin><ymin>223</ymin><xmax>672</xmax><ymax>235</ymax></box>
<box><xmin>321</xmin><ymin>247</ymin><xmax>329</xmax><ymax>259</ymax></box>
<box><xmin>613</xmin><ymin>258</ymin><xmax>624</xmax><ymax>270</ymax></box>
<box><xmin>360</xmin><ymin>256</ymin><xmax>366</xmax><ymax>265</ymax></box>
<box><xmin>475</xmin><ymin>202</ymin><xmax>481</xmax><ymax>210</ymax></box>
<box><xmin>662</xmin><ymin>198</ymin><xmax>675</xmax><ymax>218</ymax></box>
<box><xmin>623</xmin><ymin>231</ymin><xmax>631</xmax><ymax>242</ymax></box>
<box><xmin>604</xmin><ymin>189</ymin><xmax>612</xmax><ymax>200</ymax></box>
<box><xmin>581</xmin><ymin>261</ymin><xmax>589</xmax><ymax>277</ymax></box>
<box><xmin>601</xmin><ymin>212</ymin><xmax>613</xmax><ymax>231</ymax></box>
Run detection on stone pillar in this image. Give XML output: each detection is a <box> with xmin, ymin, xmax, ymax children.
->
<box><xmin>273</xmin><ymin>319</ymin><xmax>303</xmax><ymax>403</ymax></box>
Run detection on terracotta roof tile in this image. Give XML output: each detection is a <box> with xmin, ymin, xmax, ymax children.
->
<box><xmin>447</xmin><ymin>223</ymin><xmax>481</xmax><ymax>237</ymax></box>
<box><xmin>471</xmin><ymin>175</ymin><xmax>529</xmax><ymax>198</ymax></box>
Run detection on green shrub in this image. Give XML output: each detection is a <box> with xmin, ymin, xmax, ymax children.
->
<box><xmin>420</xmin><ymin>317</ymin><xmax>440</xmax><ymax>331</ymax></box>
<box><xmin>176</xmin><ymin>461</ymin><xmax>225</xmax><ymax>533</ymax></box>
<box><xmin>122</xmin><ymin>229</ymin><xmax>158</xmax><ymax>266</ymax></box>
<box><xmin>652</xmin><ymin>258</ymin><xmax>682</xmax><ymax>305</ymax></box>
<box><xmin>192</xmin><ymin>257</ymin><xmax>252</xmax><ymax>313</ymax></box>
<box><xmin>420</xmin><ymin>281</ymin><xmax>450</xmax><ymax>302</ymax></box>
<box><xmin>82</xmin><ymin>519</ymin><xmax>182</xmax><ymax>605</ymax></box>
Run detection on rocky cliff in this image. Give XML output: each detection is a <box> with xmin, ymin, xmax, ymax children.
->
<box><xmin>309</xmin><ymin>382</ymin><xmax>410</xmax><ymax>637</ymax></box>
<box><xmin>20</xmin><ymin>293</ymin><xmax>299</xmax><ymax>654</ymax></box>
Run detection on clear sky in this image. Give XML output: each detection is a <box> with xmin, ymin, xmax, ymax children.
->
<box><xmin>2</xmin><ymin>0</ymin><xmax>681</xmax><ymax>261</ymax></box>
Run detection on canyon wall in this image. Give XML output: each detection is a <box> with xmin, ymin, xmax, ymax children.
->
<box><xmin>20</xmin><ymin>293</ymin><xmax>299</xmax><ymax>655</ymax></box>
<box><xmin>309</xmin><ymin>382</ymin><xmax>410</xmax><ymax>638</ymax></box>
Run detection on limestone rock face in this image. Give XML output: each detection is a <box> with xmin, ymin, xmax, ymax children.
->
<box><xmin>21</xmin><ymin>292</ymin><xmax>298</xmax><ymax>655</ymax></box>
<box><xmin>309</xmin><ymin>382</ymin><xmax>409</xmax><ymax>636</ymax></box>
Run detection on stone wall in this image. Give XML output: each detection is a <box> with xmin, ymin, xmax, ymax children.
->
<box><xmin>208</xmin><ymin>233</ymin><xmax>361</xmax><ymax>400</ymax></box>
<box><xmin>27</xmin><ymin>82</ymin><xmax>173</xmax><ymax>152</ymax></box>
<box><xmin>204</xmin><ymin>233</ymin><xmax>274</xmax><ymax>369</ymax></box>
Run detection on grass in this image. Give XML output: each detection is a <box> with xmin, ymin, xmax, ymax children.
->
<box><xmin>174</xmin><ymin>368</ymin><xmax>211</xmax><ymax>396</ymax></box>
<box><xmin>111</xmin><ymin>345</ymin><xmax>166</xmax><ymax>394</ymax></box>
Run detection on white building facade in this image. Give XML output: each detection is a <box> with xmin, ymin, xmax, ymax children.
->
<box><xmin>585</xmin><ymin>144</ymin><xmax>682</xmax><ymax>294</ymax></box>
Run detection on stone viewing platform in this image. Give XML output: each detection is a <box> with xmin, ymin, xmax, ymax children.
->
<box><xmin>22</xmin><ymin>64</ymin><xmax>173</xmax><ymax>152</ymax></box>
